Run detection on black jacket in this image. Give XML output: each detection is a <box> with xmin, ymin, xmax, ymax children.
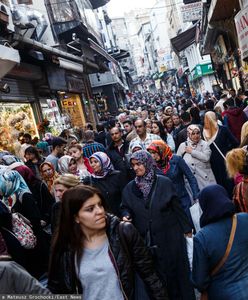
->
<box><xmin>83</xmin><ymin>170</ymin><xmax>126</xmax><ymax>217</ymax></box>
<box><xmin>48</xmin><ymin>215</ymin><xmax>168</xmax><ymax>299</ymax></box>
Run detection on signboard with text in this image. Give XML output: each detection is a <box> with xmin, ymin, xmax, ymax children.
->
<box><xmin>235</xmin><ymin>6</ymin><xmax>248</xmax><ymax>60</ymax></box>
<box><xmin>181</xmin><ymin>2</ymin><xmax>202</xmax><ymax>23</ymax></box>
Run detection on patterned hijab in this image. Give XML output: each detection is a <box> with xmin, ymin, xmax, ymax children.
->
<box><xmin>90</xmin><ymin>152</ymin><xmax>114</xmax><ymax>178</ymax></box>
<box><xmin>131</xmin><ymin>150</ymin><xmax>157</xmax><ymax>201</ymax></box>
<box><xmin>147</xmin><ymin>140</ymin><xmax>173</xmax><ymax>174</ymax></box>
<box><xmin>0</xmin><ymin>170</ymin><xmax>31</xmax><ymax>206</ymax></box>
<box><xmin>58</xmin><ymin>155</ymin><xmax>74</xmax><ymax>174</ymax></box>
<box><xmin>39</xmin><ymin>161</ymin><xmax>58</xmax><ymax>192</ymax></box>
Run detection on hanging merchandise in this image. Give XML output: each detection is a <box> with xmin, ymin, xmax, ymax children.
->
<box><xmin>0</xmin><ymin>103</ymin><xmax>38</xmax><ymax>153</ymax></box>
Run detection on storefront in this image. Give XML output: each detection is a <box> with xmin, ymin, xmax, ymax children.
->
<box><xmin>46</xmin><ymin>66</ymin><xmax>90</xmax><ymax>129</ymax></box>
<box><xmin>60</xmin><ymin>93</ymin><xmax>86</xmax><ymax>128</ymax></box>
<box><xmin>0</xmin><ymin>76</ymin><xmax>39</xmax><ymax>153</ymax></box>
<box><xmin>0</xmin><ymin>102</ymin><xmax>38</xmax><ymax>153</ymax></box>
<box><xmin>189</xmin><ymin>62</ymin><xmax>215</xmax><ymax>94</ymax></box>
<box><xmin>39</xmin><ymin>98</ymin><xmax>66</xmax><ymax>136</ymax></box>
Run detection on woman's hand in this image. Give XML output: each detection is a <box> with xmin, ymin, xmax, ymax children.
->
<box><xmin>123</xmin><ymin>216</ymin><xmax>132</xmax><ymax>222</ymax></box>
<box><xmin>185</xmin><ymin>146</ymin><xmax>193</xmax><ymax>154</ymax></box>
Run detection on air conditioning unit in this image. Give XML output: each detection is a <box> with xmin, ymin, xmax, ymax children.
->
<box><xmin>0</xmin><ymin>2</ymin><xmax>15</xmax><ymax>32</ymax></box>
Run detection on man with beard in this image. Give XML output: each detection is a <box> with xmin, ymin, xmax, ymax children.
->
<box><xmin>45</xmin><ymin>137</ymin><xmax>67</xmax><ymax>171</ymax></box>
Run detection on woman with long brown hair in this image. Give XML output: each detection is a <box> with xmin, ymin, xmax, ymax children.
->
<box><xmin>48</xmin><ymin>185</ymin><xmax>167</xmax><ymax>299</ymax></box>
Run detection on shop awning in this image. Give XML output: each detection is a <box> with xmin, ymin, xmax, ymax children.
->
<box><xmin>88</xmin><ymin>38</ymin><xmax>118</xmax><ymax>65</ymax></box>
<box><xmin>208</xmin><ymin>0</ymin><xmax>240</xmax><ymax>22</ymax></box>
<box><xmin>170</xmin><ymin>23</ymin><xmax>198</xmax><ymax>55</ymax></box>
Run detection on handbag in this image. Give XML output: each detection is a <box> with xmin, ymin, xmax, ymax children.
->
<box><xmin>190</xmin><ymin>201</ymin><xmax>202</xmax><ymax>233</ymax></box>
<box><xmin>11</xmin><ymin>212</ymin><xmax>37</xmax><ymax>249</ymax></box>
<box><xmin>200</xmin><ymin>214</ymin><xmax>237</xmax><ymax>300</ymax></box>
<box><xmin>1</xmin><ymin>200</ymin><xmax>37</xmax><ymax>250</ymax></box>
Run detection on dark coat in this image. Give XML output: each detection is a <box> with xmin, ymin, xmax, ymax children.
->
<box><xmin>2</xmin><ymin>193</ymin><xmax>49</xmax><ymax>278</ymax></box>
<box><xmin>28</xmin><ymin>181</ymin><xmax>55</xmax><ymax>225</ymax></box>
<box><xmin>48</xmin><ymin>214</ymin><xmax>168</xmax><ymax>300</ymax></box>
<box><xmin>84</xmin><ymin>170</ymin><xmax>126</xmax><ymax>217</ymax></box>
<box><xmin>107</xmin><ymin>140</ymin><xmax>132</xmax><ymax>181</ymax></box>
<box><xmin>206</xmin><ymin>126</ymin><xmax>238</xmax><ymax>197</ymax></box>
<box><xmin>121</xmin><ymin>175</ymin><xmax>195</xmax><ymax>300</ymax></box>
<box><xmin>166</xmin><ymin>155</ymin><xmax>199</xmax><ymax>213</ymax></box>
<box><xmin>192</xmin><ymin>213</ymin><xmax>248</xmax><ymax>300</ymax></box>
<box><xmin>223</xmin><ymin>107</ymin><xmax>247</xmax><ymax>141</ymax></box>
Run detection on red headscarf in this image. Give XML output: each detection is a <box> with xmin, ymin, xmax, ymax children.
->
<box><xmin>147</xmin><ymin>140</ymin><xmax>173</xmax><ymax>174</ymax></box>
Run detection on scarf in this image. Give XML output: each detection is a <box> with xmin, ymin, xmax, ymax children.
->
<box><xmin>131</xmin><ymin>150</ymin><xmax>156</xmax><ymax>201</ymax></box>
<box><xmin>39</xmin><ymin>162</ymin><xmax>58</xmax><ymax>191</ymax></box>
<box><xmin>147</xmin><ymin>140</ymin><xmax>173</xmax><ymax>174</ymax></box>
<box><xmin>58</xmin><ymin>155</ymin><xmax>74</xmax><ymax>174</ymax></box>
<box><xmin>187</xmin><ymin>124</ymin><xmax>201</xmax><ymax>148</ymax></box>
<box><xmin>0</xmin><ymin>169</ymin><xmax>31</xmax><ymax>206</ymax></box>
<box><xmin>90</xmin><ymin>152</ymin><xmax>114</xmax><ymax>178</ymax></box>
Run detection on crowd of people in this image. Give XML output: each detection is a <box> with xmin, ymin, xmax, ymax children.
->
<box><xmin>1</xmin><ymin>89</ymin><xmax>248</xmax><ymax>299</ymax></box>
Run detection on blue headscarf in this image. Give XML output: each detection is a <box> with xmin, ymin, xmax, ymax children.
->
<box><xmin>199</xmin><ymin>184</ymin><xmax>235</xmax><ymax>227</ymax></box>
<box><xmin>131</xmin><ymin>150</ymin><xmax>157</xmax><ymax>201</ymax></box>
<box><xmin>0</xmin><ymin>170</ymin><xmax>31</xmax><ymax>206</ymax></box>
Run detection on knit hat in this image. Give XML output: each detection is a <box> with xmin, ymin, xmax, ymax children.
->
<box><xmin>54</xmin><ymin>173</ymin><xmax>80</xmax><ymax>188</ymax></box>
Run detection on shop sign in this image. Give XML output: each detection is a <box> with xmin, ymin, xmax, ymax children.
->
<box><xmin>191</xmin><ymin>63</ymin><xmax>214</xmax><ymax>80</ymax></box>
<box><xmin>181</xmin><ymin>2</ymin><xmax>202</xmax><ymax>23</ymax></box>
<box><xmin>235</xmin><ymin>6</ymin><xmax>248</xmax><ymax>60</ymax></box>
<box><xmin>62</xmin><ymin>99</ymin><xmax>76</xmax><ymax>107</ymax></box>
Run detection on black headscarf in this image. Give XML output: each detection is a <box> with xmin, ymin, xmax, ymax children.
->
<box><xmin>199</xmin><ymin>184</ymin><xmax>235</xmax><ymax>227</ymax></box>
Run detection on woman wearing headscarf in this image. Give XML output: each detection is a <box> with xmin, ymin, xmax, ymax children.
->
<box><xmin>192</xmin><ymin>184</ymin><xmax>248</xmax><ymax>300</ymax></box>
<box><xmin>11</xmin><ymin>165</ymin><xmax>55</xmax><ymax>228</ymax></box>
<box><xmin>58</xmin><ymin>155</ymin><xmax>78</xmax><ymax>175</ymax></box>
<box><xmin>121</xmin><ymin>150</ymin><xmax>195</xmax><ymax>300</ymax></box>
<box><xmin>0</xmin><ymin>169</ymin><xmax>48</xmax><ymax>278</ymax></box>
<box><xmin>177</xmin><ymin>124</ymin><xmax>216</xmax><ymax>190</ymax></box>
<box><xmin>147</xmin><ymin>140</ymin><xmax>199</xmax><ymax>218</ymax></box>
<box><xmin>203</xmin><ymin>111</ymin><xmax>238</xmax><ymax>196</ymax></box>
<box><xmin>84</xmin><ymin>152</ymin><xmax>126</xmax><ymax>217</ymax></box>
<box><xmin>39</xmin><ymin>161</ymin><xmax>58</xmax><ymax>194</ymax></box>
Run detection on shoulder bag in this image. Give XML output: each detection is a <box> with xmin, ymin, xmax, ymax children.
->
<box><xmin>200</xmin><ymin>214</ymin><xmax>237</xmax><ymax>300</ymax></box>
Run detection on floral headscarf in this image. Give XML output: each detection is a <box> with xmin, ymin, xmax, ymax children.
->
<box><xmin>58</xmin><ymin>155</ymin><xmax>74</xmax><ymax>174</ymax></box>
<box><xmin>187</xmin><ymin>124</ymin><xmax>201</xmax><ymax>147</ymax></box>
<box><xmin>0</xmin><ymin>170</ymin><xmax>31</xmax><ymax>206</ymax></box>
<box><xmin>39</xmin><ymin>161</ymin><xmax>58</xmax><ymax>192</ymax></box>
<box><xmin>131</xmin><ymin>150</ymin><xmax>157</xmax><ymax>201</ymax></box>
<box><xmin>147</xmin><ymin>140</ymin><xmax>173</xmax><ymax>174</ymax></box>
<box><xmin>90</xmin><ymin>152</ymin><xmax>114</xmax><ymax>178</ymax></box>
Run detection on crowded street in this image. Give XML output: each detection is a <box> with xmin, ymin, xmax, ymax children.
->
<box><xmin>1</xmin><ymin>0</ymin><xmax>248</xmax><ymax>299</ymax></box>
